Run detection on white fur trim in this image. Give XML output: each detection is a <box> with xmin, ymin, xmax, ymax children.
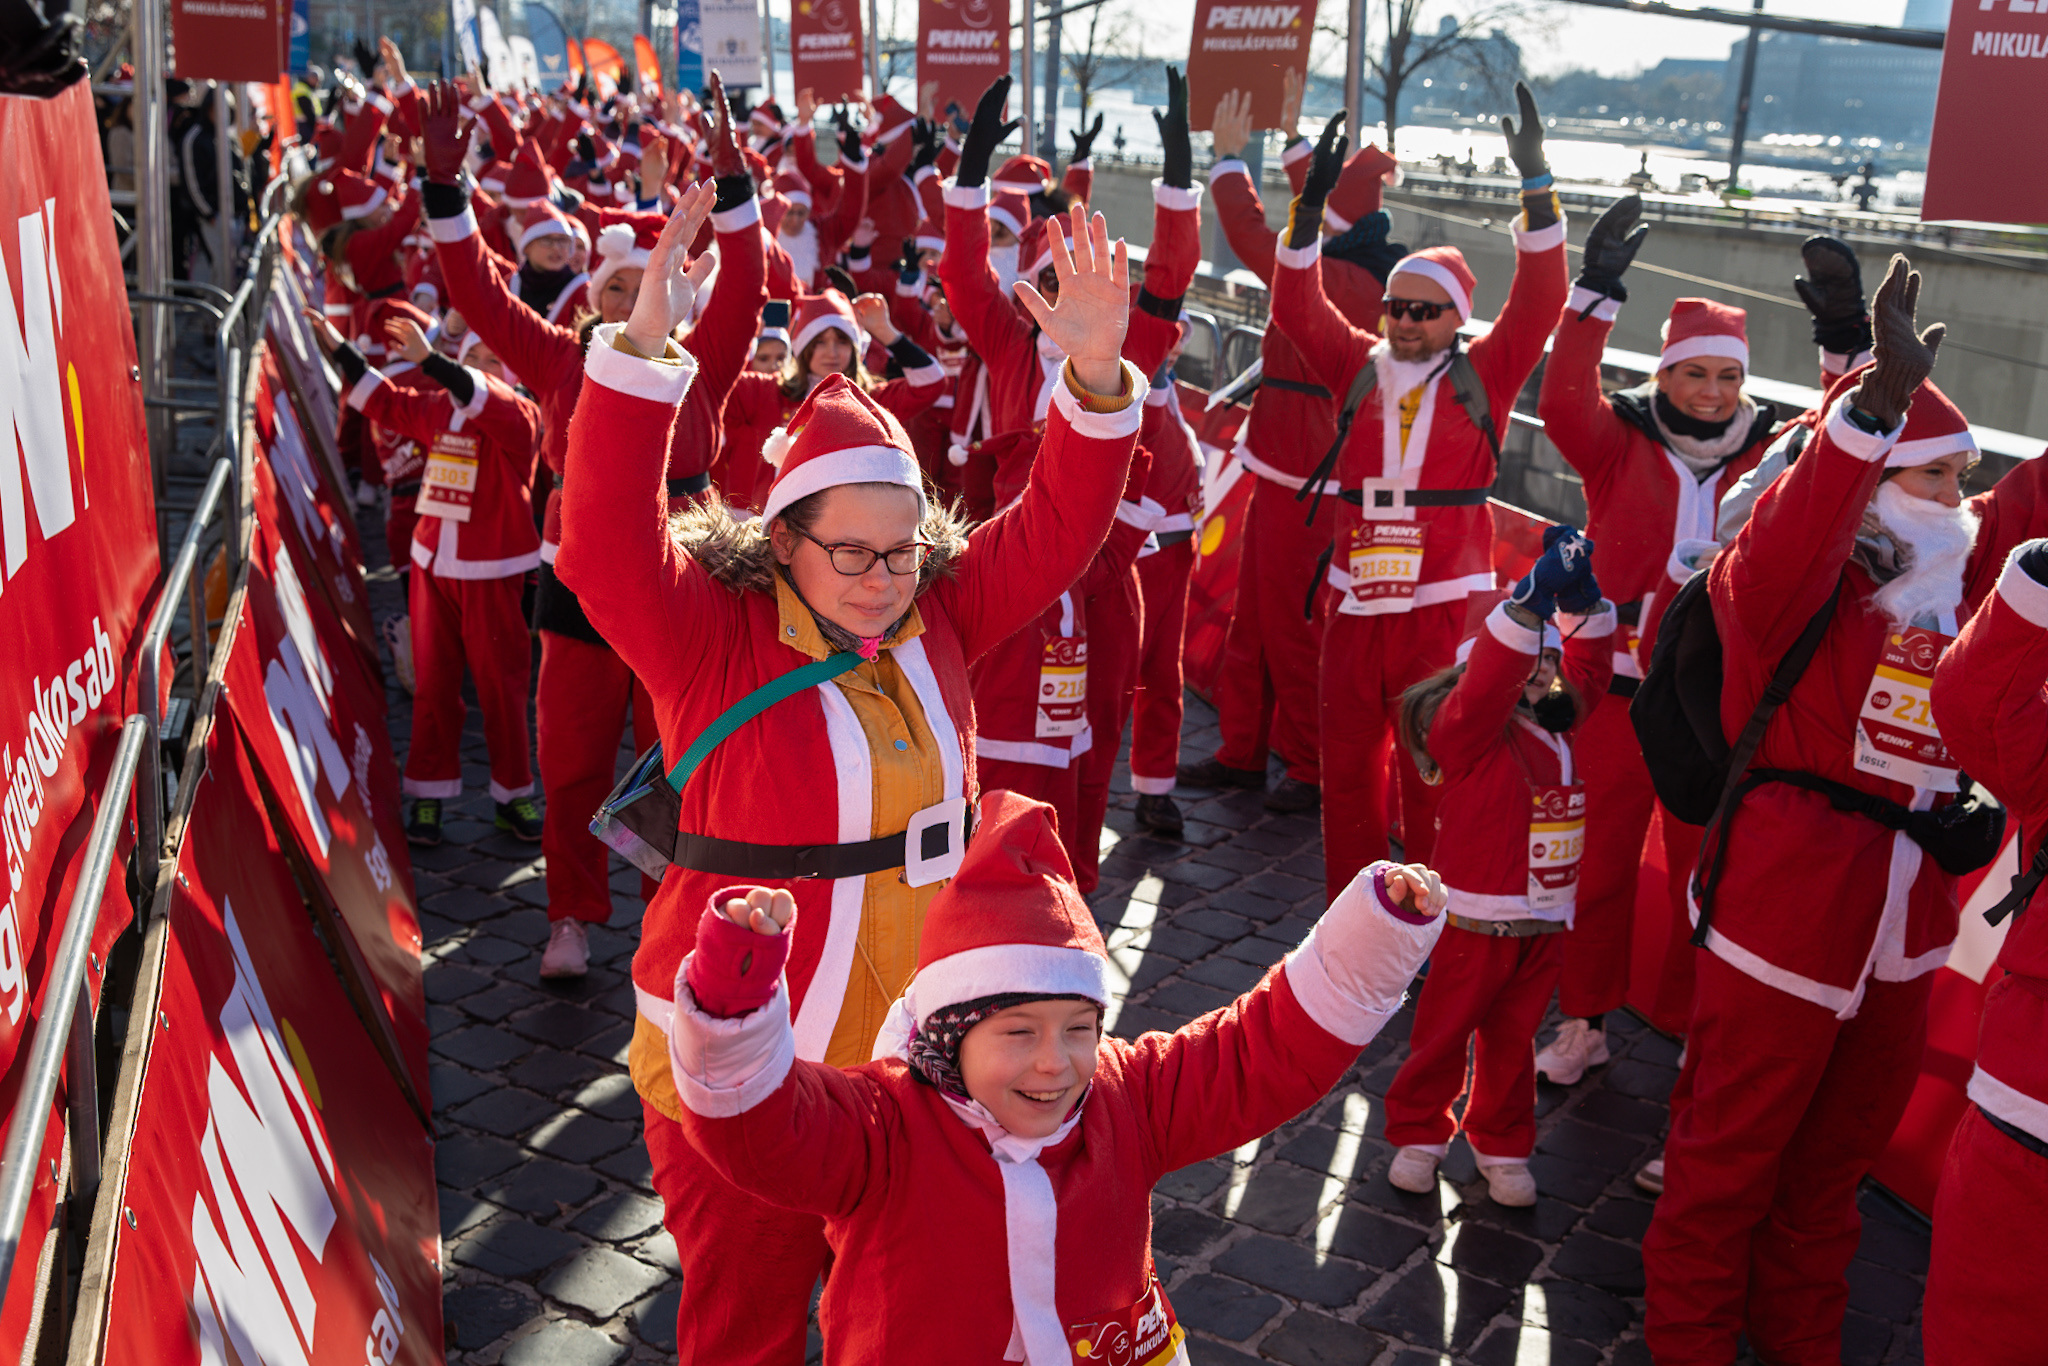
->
<box><xmin>1445</xmin><ymin>885</ymin><xmax>1567</xmax><ymax>924</ymax></box>
<box><xmin>901</xmin><ymin>358</ymin><xmax>947</xmax><ymax>388</ymax></box>
<box><xmin>790</xmin><ymin>309</ymin><xmax>861</xmax><ymax>359</ymax></box>
<box><xmin>1484</xmin><ymin>601</ymin><xmax>1542</xmax><ymax>655</ymax></box>
<box><xmin>1823</xmin><ymin>392</ymin><xmax>1903</xmax><ymax>465</ymax></box>
<box><xmin>788</xmin><ymin>683</ymin><xmax>874</xmax><ymax>1062</ymax></box>
<box><xmin>760</xmin><ymin>443</ymin><xmax>924</xmax><ymax>526</ymax></box>
<box><xmin>1152</xmin><ymin>180</ymin><xmax>1204</xmax><ymax>212</ymax></box>
<box><xmin>1282</xmin><ymin>861</ymin><xmax>1444</xmax><ymax>1043</ymax></box>
<box><xmin>402</xmin><ymin>775</ymin><xmax>464</xmax><ymax>798</ymax></box>
<box><xmin>1513</xmin><ymin>216</ymin><xmax>1567</xmax><ymax>254</ymax></box>
<box><xmin>1566</xmin><ymin>286</ymin><xmax>1621</xmax><ymax>323</ymax></box>
<box><xmin>761</xmin><ymin>428</ymin><xmax>794</xmax><ymax>470</ymax></box>
<box><xmin>1887</xmin><ymin>430</ymin><xmax>1979</xmax><ymax>469</ymax></box>
<box><xmin>668</xmin><ymin>975</ymin><xmax>800</xmax><ymax>1116</ymax></box>
<box><xmin>1322</xmin><ymin>205</ymin><xmax>1354</xmax><ymax>233</ymax></box>
<box><xmin>1997</xmin><ymin>548</ymin><xmax>2048</xmax><ymax>629</ymax></box>
<box><xmin>912</xmin><ymin>943</ymin><xmax>1113</xmax><ymax>1023</ymax></box>
<box><xmin>520</xmin><ymin>215</ymin><xmax>574</xmax><ymax>250</ymax></box>
<box><xmin>428</xmin><ymin>207</ymin><xmax>479</xmax><ymax>243</ymax></box>
<box><xmin>454</xmin><ymin>367</ymin><xmax>492</xmax><ymax>420</ymax></box>
<box><xmin>1129</xmin><ymin>774</ymin><xmax>1176</xmax><ymax>795</ymax></box>
<box><xmin>1389</xmin><ymin>258</ymin><xmax>1471</xmax><ymax>321</ymax></box>
<box><xmin>584</xmin><ymin>322</ymin><xmax>701</xmax><ymax>406</ymax></box>
<box><xmin>1208</xmin><ymin>158</ymin><xmax>1250</xmax><ymax>184</ymax></box>
<box><xmin>340</xmin><ymin>184</ymin><xmax>389</xmax><ymax>221</ymax></box>
<box><xmin>1114</xmin><ymin>497</ymin><xmax>1163</xmax><ymax>532</ymax></box>
<box><xmin>974</xmin><ymin>730</ymin><xmax>1092</xmax><ymax>767</ymax></box>
<box><xmin>1660</xmin><ymin>335</ymin><xmax>1750</xmax><ymax>373</ymax></box>
<box><xmin>1048</xmin><ymin>360</ymin><xmax>1147</xmax><ymax>439</ymax></box>
<box><xmin>346</xmin><ymin>370</ymin><xmax>385</xmax><ymax>412</ymax></box>
<box><xmin>942</xmin><ymin>179</ymin><xmax>989</xmax><ymax>210</ymax></box>
<box><xmin>1275</xmin><ymin>238</ymin><xmax>1320</xmax><ymax>271</ymax></box>
<box><xmin>1969</xmin><ymin>1064</ymin><xmax>2048</xmax><ymax>1146</ymax></box>
<box><xmin>712</xmin><ymin>196</ymin><xmax>762</xmax><ymax>232</ymax></box>
<box><xmin>1555</xmin><ymin>602</ymin><xmax>1618</xmax><ymax>640</ymax></box>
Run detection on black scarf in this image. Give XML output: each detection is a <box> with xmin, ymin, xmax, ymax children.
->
<box><xmin>1654</xmin><ymin>389</ymin><xmax>1738</xmax><ymax>442</ymax></box>
<box><xmin>1323</xmin><ymin>210</ymin><xmax>1409</xmax><ymax>286</ymax></box>
<box><xmin>516</xmin><ymin>261</ymin><xmax>579</xmax><ymax>315</ymax></box>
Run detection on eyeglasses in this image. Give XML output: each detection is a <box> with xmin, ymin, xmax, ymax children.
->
<box><xmin>1383</xmin><ymin>297</ymin><xmax>1453</xmax><ymax>323</ymax></box>
<box><xmin>795</xmin><ymin>528</ymin><xmax>931</xmax><ymax>576</ymax></box>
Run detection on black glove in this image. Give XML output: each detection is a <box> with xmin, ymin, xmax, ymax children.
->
<box><xmin>838</xmin><ymin>121</ymin><xmax>864</xmax><ymax>164</ymax></box>
<box><xmin>910</xmin><ymin>117</ymin><xmax>941</xmax><ymax>173</ymax></box>
<box><xmin>2019</xmin><ymin>538</ymin><xmax>2048</xmax><ymax>588</ymax></box>
<box><xmin>825</xmin><ymin>264</ymin><xmax>860</xmax><ymax>298</ymax></box>
<box><xmin>1795</xmin><ymin>235</ymin><xmax>1872</xmax><ymax>355</ymax></box>
<box><xmin>352</xmin><ymin>38</ymin><xmax>378</xmax><ymax>80</ymax></box>
<box><xmin>956</xmin><ymin>75</ymin><xmax>1020</xmax><ymax>189</ymax></box>
<box><xmin>1287</xmin><ymin>112</ymin><xmax>1346</xmax><ymax>249</ymax></box>
<box><xmin>1152</xmin><ymin>67</ymin><xmax>1190</xmax><ymax>190</ymax></box>
<box><xmin>1577</xmin><ymin>195</ymin><xmax>1647</xmax><ymax>302</ymax></box>
<box><xmin>1499</xmin><ymin>81</ymin><xmax>1548</xmax><ymax>182</ymax></box>
<box><xmin>577</xmin><ymin>132</ymin><xmax>597</xmax><ymax>164</ymax></box>
<box><xmin>898</xmin><ymin>240</ymin><xmax>924</xmax><ymax>287</ymax></box>
<box><xmin>553</xmin><ymin>183</ymin><xmax>585</xmax><ymax>212</ymax></box>
<box><xmin>1070</xmin><ymin>111</ymin><xmax>1103</xmax><ymax>163</ymax></box>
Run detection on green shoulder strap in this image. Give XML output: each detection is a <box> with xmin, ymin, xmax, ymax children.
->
<box><xmin>665</xmin><ymin>651</ymin><xmax>865</xmax><ymax>793</ymax></box>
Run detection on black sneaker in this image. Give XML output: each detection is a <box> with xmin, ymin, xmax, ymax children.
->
<box><xmin>1176</xmin><ymin>757</ymin><xmax>1265</xmax><ymax>790</ymax></box>
<box><xmin>1264</xmin><ymin>776</ymin><xmax>1321</xmax><ymax>813</ymax></box>
<box><xmin>496</xmin><ymin>796</ymin><xmax>544</xmax><ymax>842</ymax></box>
<box><xmin>1134</xmin><ymin>793</ymin><xmax>1185</xmax><ymax>836</ymax></box>
<box><xmin>405</xmin><ymin>798</ymin><xmax>444</xmax><ymax>846</ymax></box>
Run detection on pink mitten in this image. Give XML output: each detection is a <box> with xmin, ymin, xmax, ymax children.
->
<box><xmin>683</xmin><ymin>886</ymin><xmax>793</xmax><ymax>1018</ymax></box>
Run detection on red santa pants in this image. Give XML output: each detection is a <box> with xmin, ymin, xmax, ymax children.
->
<box><xmin>1076</xmin><ymin>570</ymin><xmax>1142</xmax><ymax>893</ymax></box>
<box><xmin>384</xmin><ymin>493</ymin><xmax>419</xmax><ymax>579</ymax></box>
<box><xmin>1651</xmin><ymin>815</ymin><xmax>1707</xmax><ymax>1036</ymax></box>
<box><xmin>643</xmin><ymin>1102</ymin><xmax>828</xmax><ymax>1364</ymax></box>
<box><xmin>403</xmin><ymin>569</ymin><xmax>534</xmax><ymax>801</ymax></box>
<box><xmin>1560</xmin><ymin>697</ymin><xmax>1656</xmax><ymax>1019</ymax></box>
<box><xmin>1318</xmin><ymin>599</ymin><xmax>1463</xmax><ymax>897</ymax></box>
<box><xmin>1924</xmin><ymin>1102</ymin><xmax>2048</xmax><ymax>1365</ymax></box>
<box><xmin>1643</xmin><ymin>954</ymin><xmax>1931</xmax><ymax>1366</ymax></box>
<box><xmin>1210</xmin><ymin>475</ymin><xmax>1333</xmax><ymax>784</ymax></box>
<box><xmin>1384</xmin><ymin>924</ymin><xmax>1563</xmax><ymax>1160</ymax></box>
<box><xmin>537</xmin><ymin>630</ymin><xmax>659</xmax><ymax>924</ymax></box>
<box><xmin>1129</xmin><ymin>540</ymin><xmax>1196</xmax><ymax>794</ymax></box>
<box><xmin>979</xmin><ymin>754</ymin><xmax>1082</xmax><ymax>867</ymax></box>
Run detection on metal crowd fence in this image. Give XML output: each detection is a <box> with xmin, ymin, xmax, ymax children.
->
<box><xmin>0</xmin><ymin>171</ymin><xmax>297</xmax><ymax>1342</ymax></box>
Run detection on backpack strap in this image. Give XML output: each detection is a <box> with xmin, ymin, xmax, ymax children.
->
<box><xmin>1296</xmin><ymin>362</ymin><xmax>1378</xmax><ymax>525</ymax></box>
<box><xmin>666</xmin><ymin>651</ymin><xmax>866</xmax><ymax>794</ymax></box>
<box><xmin>1690</xmin><ymin>576</ymin><xmax>1846</xmax><ymax>943</ymax></box>
<box><xmin>1987</xmin><ymin>834</ymin><xmax>2048</xmax><ymax>927</ymax></box>
<box><xmin>1446</xmin><ymin>352</ymin><xmax>1500</xmax><ymax>464</ymax></box>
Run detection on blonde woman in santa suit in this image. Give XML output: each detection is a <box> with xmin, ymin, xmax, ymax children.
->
<box><xmin>558</xmin><ymin>189</ymin><xmax>1151</xmax><ymax>1364</ymax></box>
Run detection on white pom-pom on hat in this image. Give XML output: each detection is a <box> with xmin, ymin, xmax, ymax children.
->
<box><xmin>762</xmin><ymin>426</ymin><xmax>795</xmax><ymax>470</ymax></box>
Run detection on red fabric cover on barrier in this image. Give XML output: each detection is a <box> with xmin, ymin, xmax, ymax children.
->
<box><xmin>100</xmin><ymin>710</ymin><xmax>441</xmax><ymax>1364</ymax></box>
<box><xmin>917</xmin><ymin>0</ymin><xmax>1008</xmax><ymax>128</ymax></box>
<box><xmin>0</xmin><ymin>79</ymin><xmax>160</xmax><ymax>1355</ymax></box>
<box><xmin>790</xmin><ymin>0</ymin><xmax>867</xmax><ymax>103</ymax></box>
<box><xmin>220</xmin><ymin>510</ymin><xmax>430</xmax><ymax>1107</ymax></box>
<box><xmin>1179</xmin><ymin>396</ymin><xmax>1248</xmax><ymax>700</ymax></box>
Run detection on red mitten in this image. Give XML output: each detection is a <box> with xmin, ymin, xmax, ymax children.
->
<box><xmin>683</xmin><ymin>887</ymin><xmax>794</xmax><ymax>1019</ymax></box>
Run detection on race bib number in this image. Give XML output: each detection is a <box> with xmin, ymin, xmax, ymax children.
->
<box><xmin>417</xmin><ymin>430</ymin><xmax>480</xmax><ymax>523</ymax></box>
<box><xmin>1347</xmin><ymin>522</ymin><xmax>1426</xmax><ymax>608</ymax></box>
<box><xmin>1037</xmin><ymin>637</ymin><xmax>1088</xmax><ymax>739</ymax></box>
<box><xmin>1854</xmin><ymin>626</ymin><xmax>1959</xmax><ymax>792</ymax></box>
<box><xmin>1067</xmin><ymin>1280</ymin><xmax>1188</xmax><ymax>1366</ymax></box>
<box><xmin>1528</xmin><ymin>783</ymin><xmax>1586</xmax><ymax>911</ymax></box>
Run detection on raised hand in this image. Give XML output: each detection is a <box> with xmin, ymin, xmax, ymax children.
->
<box><xmin>958</xmin><ymin>75</ymin><xmax>1021</xmax><ymax>189</ymax></box>
<box><xmin>851</xmin><ymin>292</ymin><xmax>899</xmax><ymax>344</ymax></box>
<box><xmin>708</xmin><ymin>70</ymin><xmax>744</xmax><ymax>179</ymax></box>
<box><xmin>1210</xmin><ymin>89</ymin><xmax>1253</xmax><ymax>162</ymax></box>
<box><xmin>719</xmin><ymin>886</ymin><xmax>795</xmax><ymax>936</ymax></box>
<box><xmin>1579</xmin><ymin>195</ymin><xmax>1648</xmax><ymax>301</ymax></box>
<box><xmin>623</xmin><ymin>180</ymin><xmax>721</xmax><ymax>355</ymax></box>
<box><xmin>300</xmin><ymin>305</ymin><xmax>346</xmax><ymax>356</ymax></box>
<box><xmin>1012</xmin><ymin>204</ymin><xmax>1131</xmax><ymax>396</ymax></box>
<box><xmin>1287</xmin><ymin>111</ymin><xmax>1346</xmax><ymax>248</ymax></box>
<box><xmin>909</xmin><ymin>116</ymin><xmax>941</xmax><ymax>173</ymax></box>
<box><xmin>1279</xmin><ymin>66</ymin><xmax>1304</xmax><ymax>140</ymax></box>
<box><xmin>1510</xmin><ymin>525</ymin><xmax>1598</xmax><ymax>621</ymax></box>
<box><xmin>419</xmin><ymin>80</ymin><xmax>477</xmax><ymax>184</ymax></box>
<box><xmin>1500</xmin><ymin>81</ymin><xmax>1548</xmax><ymax>182</ymax></box>
<box><xmin>384</xmin><ymin>314</ymin><xmax>432</xmax><ymax>364</ymax></box>
<box><xmin>1153</xmin><ymin>66</ymin><xmax>1190</xmax><ymax>190</ymax></box>
<box><xmin>1855</xmin><ymin>254</ymin><xmax>1944</xmax><ymax>430</ymax></box>
<box><xmin>795</xmin><ymin>86</ymin><xmax>817</xmax><ymax>126</ymax></box>
<box><xmin>1383</xmin><ymin>863</ymin><xmax>1446</xmax><ymax>920</ymax></box>
<box><xmin>378</xmin><ymin>36</ymin><xmax>408</xmax><ymax>88</ymax></box>
<box><xmin>1794</xmin><ymin>234</ymin><xmax>1871</xmax><ymax>356</ymax></box>
<box><xmin>1070</xmin><ymin>110</ymin><xmax>1103</xmax><ymax>162</ymax></box>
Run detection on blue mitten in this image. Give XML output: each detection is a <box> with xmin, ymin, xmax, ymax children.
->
<box><xmin>1512</xmin><ymin>525</ymin><xmax>1598</xmax><ymax>619</ymax></box>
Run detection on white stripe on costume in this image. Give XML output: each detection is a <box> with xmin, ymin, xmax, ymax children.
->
<box><xmin>789</xmin><ymin>681</ymin><xmax>875</xmax><ymax>1061</ymax></box>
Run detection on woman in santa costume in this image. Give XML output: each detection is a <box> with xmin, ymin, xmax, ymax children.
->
<box><xmin>1269</xmin><ymin>98</ymin><xmax>1569</xmax><ymax>900</ymax></box>
<box><xmin>1383</xmin><ymin>529</ymin><xmax>1615</xmax><ymax>1206</ymax></box>
<box><xmin>304</xmin><ymin>305</ymin><xmax>545</xmax><ymax>838</ymax></box>
<box><xmin>1924</xmin><ymin>539</ymin><xmax>2048</xmax><ymax>1366</ymax></box>
<box><xmin>417</xmin><ymin>76</ymin><xmax>766</xmax><ymax>976</ymax></box>
<box><xmin>667</xmin><ymin>789</ymin><xmax>1446</xmax><ymax>1362</ymax></box>
<box><xmin>558</xmin><ymin>189</ymin><xmax>1152</xmax><ymax>1364</ymax></box>
<box><xmin>1641</xmin><ymin>259</ymin><xmax>1983</xmax><ymax>1365</ymax></box>
<box><xmin>1532</xmin><ymin>195</ymin><xmax>1786</xmax><ymax>1085</ymax></box>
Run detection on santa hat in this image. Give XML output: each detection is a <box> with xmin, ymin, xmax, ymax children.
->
<box><xmin>1885</xmin><ymin>376</ymin><xmax>1976</xmax><ymax>469</ymax></box>
<box><xmin>774</xmin><ymin>168</ymin><xmax>813</xmax><ymax>210</ymax></box>
<box><xmin>993</xmin><ymin>154</ymin><xmax>1053</xmax><ymax>196</ymax></box>
<box><xmin>869</xmin><ymin>94</ymin><xmax>916</xmax><ymax>146</ymax></box>
<box><xmin>477</xmin><ymin>158</ymin><xmax>513</xmax><ymax>195</ymax></box>
<box><xmin>988</xmin><ymin>189</ymin><xmax>1032</xmax><ymax>240</ymax></box>
<box><xmin>1659</xmin><ymin>298</ymin><xmax>1750</xmax><ymax>373</ymax></box>
<box><xmin>588</xmin><ymin>220</ymin><xmax>657</xmax><ymax>301</ymax></box>
<box><xmin>301</xmin><ymin>177</ymin><xmax>345</xmax><ymax>236</ymax></box>
<box><xmin>312</xmin><ymin>124</ymin><xmax>343</xmax><ymax>172</ymax></box>
<box><xmin>789</xmin><ymin>289</ymin><xmax>864</xmax><ymax>359</ymax></box>
<box><xmin>332</xmin><ymin>169</ymin><xmax>388</xmax><ymax>222</ymax></box>
<box><xmin>456</xmin><ymin>327</ymin><xmax>490</xmax><ymax>365</ymax></box>
<box><xmin>501</xmin><ymin>143</ymin><xmax>553</xmax><ymax>210</ymax></box>
<box><xmin>749</xmin><ymin>100</ymin><xmax>785</xmax><ymax>138</ymax></box>
<box><xmin>365</xmin><ymin>296</ymin><xmax>435</xmax><ymax>345</ymax></box>
<box><xmin>406</xmin><ymin>249</ymin><xmax>444</xmax><ymax>308</ymax></box>
<box><xmin>517</xmin><ymin>201</ymin><xmax>577</xmax><ymax>253</ymax></box>
<box><xmin>1453</xmin><ymin>589</ymin><xmax>1559</xmax><ymax>665</ymax></box>
<box><xmin>1324</xmin><ymin>144</ymin><xmax>1400</xmax><ymax>233</ymax></box>
<box><xmin>1017</xmin><ymin>213</ymin><xmax>1069</xmax><ymax>279</ymax></box>
<box><xmin>902</xmin><ymin>791</ymin><xmax>1111</xmax><ymax>1030</ymax></box>
<box><xmin>912</xmin><ymin>218</ymin><xmax>946</xmax><ymax>254</ymax></box>
<box><xmin>758</xmin><ymin>373</ymin><xmax>925</xmax><ymax>525</ymax></box>
<box><xmin>1388</xmin><ymin>246</ymin><xmax>1478</xmax><ymax>323</ymax></box>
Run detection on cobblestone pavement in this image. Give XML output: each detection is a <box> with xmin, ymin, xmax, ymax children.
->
<box><xmin>357</xmin><ymin>509</ymin><xmax>1933</xmax><ymax>1366</ymax></box>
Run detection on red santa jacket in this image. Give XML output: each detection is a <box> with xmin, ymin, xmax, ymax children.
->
<box><xmin>1931</xmin><ymin>548</ymin><xmax>2048</xmax><ymax>1143</ymax></box>
<box><xmin>1705</xmin><ymin>395</ymin><xmax>1965</xmax><ymax>1015</ymax></box>
<box><xmin>1963</xmin><ymin>453</ymin><xmax>2048</xmax><ymax>617</ymax></box>
<box><xmin>668</xmin><ymin>864</ymin><xmax>1441</xmax><ymax>1364</ymax></box>
<box><xmin>1271</xmin><ymin>213</ymin><xmax>1567</xmax><ymax>617</ymax></box>
<box><xmin>1138</xmin><ymin>380</ymin><xmax>1204</xmax><ymax>552</ymax></box>
<box><xmin>719</xmin><ymin>359</ymin><xmax>948</xmax><ymax>512</ymax></box>
<box><xmin>347</xmin><ymin>363</ymin><xmax>544</xmax><ymax>579</ymax></box>
<box><xmin>557</xmin><ymin>335</ymin><xmax>1150</xmax><ymax>1046</ymax></box>
<box><xmin>1426</xmin><ymin>601</ymin><xmax>1615</xmax><ymax>922</ymax></box>
<box><xmin>1537</xmin><ymin>292</ymin><xmax>1779</xmax><ymax>677</ymax></box>
<box><xmin>429</xmin><ymin>191</ymin><xmax>767</xmax><ymax>561</ymax></box>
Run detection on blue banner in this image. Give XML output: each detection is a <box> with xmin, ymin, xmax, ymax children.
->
<box><xmin>289</xmin><ymin>0</ymin><xmax>310</xmax><ymax>74</ymax></box>
<box><xmin>525</xmin><ymin>3</ymin><xmax>577</xmax><ymax>90</ymax></box>
<box><xmin>675</xmin><ymin>0</ymin><xmax>704</xmax><ymax>93</ymax></box>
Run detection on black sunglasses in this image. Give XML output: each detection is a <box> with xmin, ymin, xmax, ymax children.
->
<box><xmin>1383</xmin><ymin>297</ymin><xmax>1453</xmax><ymax>323</ymax></box>
<box><xmin>795</xmin><ymin>527</ymin><xmax>931</xmax><ymax>576</ymax></box>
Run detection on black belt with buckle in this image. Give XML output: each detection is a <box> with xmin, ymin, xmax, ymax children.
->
<box><xmin>1340</xmin><ymin>486</ymin><xmax>1493</xmax><ymax>510</ymax></box>
<box><xmin>1155</xmin><ymin>529</ymin><xmax>1195</xmax><ymax>548</ymax></box>
<box><xmin>670</xmin><ymin>809</ymin><xmax>968</xmax><ymax>881</ymax></box>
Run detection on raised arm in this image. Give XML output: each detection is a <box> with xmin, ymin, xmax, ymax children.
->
<box><xmin>1266</xmin><ymin>114</ymin><xmax>1383</xmax><ymax>391</ymax></box>
<box><xmin>1120</xmin><ymin>68</ymin><xmax>1202</xmax><ymax>381</ymax></box>
<box><xmin>1464</xmin><ymin>84</ymin><xmax>1570</xmax><ymax>402</ymax></box>
<box><xmin>1206</xmin><ymin>87</ymin><xmax>1280</xmax><ymax>285</ymax></box>
<box><xmin>682</xmin><ymin>77</ymin><xmax>770</xmax><ymax>408</ymax></box>
<box><xmin>1934</xmin><ymin>545</ymin><xmax>2048</xmax><ymax>821</ymax></box>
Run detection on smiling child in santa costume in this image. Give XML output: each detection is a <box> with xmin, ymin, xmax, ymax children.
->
<box><xmin>667</xmin><ymin>789</ymin><xmax>1445</xmax><ymax>1362</ymax></box>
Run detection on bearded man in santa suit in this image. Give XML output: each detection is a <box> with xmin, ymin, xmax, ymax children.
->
<box><xmin>1642</xmin><ymin>258</ymin><xmax>1991</xmax><ymax>1365</ymax></box>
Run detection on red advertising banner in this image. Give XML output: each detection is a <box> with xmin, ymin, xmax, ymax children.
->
<box><xmin>99</xmin><ymin>710</ymin><xmax>440</xmax><ymax>1365</ymax></box>
<box><xmin>917</xmin><ymin>0</ymin><xmax>1007</xmax><ymax>127</ymax></box>
<box><xmin>0</xmin><ymin>80</ymin><xmax>160</xmax><ymax>1356</ymax></box>
<box><xmin>791</xmin><ymin>0</ymin><xmax>866</xmax><ymax>104</ymax></box>
<box><xmin>220</xmin><ymin>511</ymin><xmax>430</xmax><ymax>1107</ymax></box>
<box><xmin>1185</xmin><ymin>0</ymin><xmax>1318</xmax><ymax>133</ymax></box>
<box><xmin>1923</xmin><ymin>3</ymin><xmax>2048</xmax><ymax>224</ymax></box>
<box><xmin>170</xmin><ymin>0</ymin><xmax>286</xmax><ymax>82</ymax></box>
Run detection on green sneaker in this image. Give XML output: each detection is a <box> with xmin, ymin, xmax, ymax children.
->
<box><xmin>406</xmin><ymin>798</ymin><xmax>444</xmax><ymax>846</ymax></box>
<box><xmin>496</xmin><ymin>796</ymin><xmax>544</xmax><ymax>842</ymax></box>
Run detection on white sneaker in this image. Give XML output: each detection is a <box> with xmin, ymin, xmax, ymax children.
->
<box><xmin>1534</xmin><ymin>1017</ymin><xmax>1611</xmax><ymax>1086</ymax></box>
<box><xmin>540</xmin><ymin>920</ymin><xmax>590</xmax><ymax>978</ymax></box>
<box><xmin>1635</xmin><ymin>1156</ymin><xmax>1666</xmax><ymax>1195</ymax></box>
<box><xmin>1482</xmin><ymin>1163</ymin><xmax>1539</xmax><ymax>1207</ymax></box>
<box><xmin>1387</xmin><ymin>1146</ymin><xmax>1442</xmax><ymax>1193</ymax></box>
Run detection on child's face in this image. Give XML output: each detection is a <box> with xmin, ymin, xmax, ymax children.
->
<box><xmin>1523</xmin><ymin>650</ymin><xmax>1561</xmax><ymax>707</ymax></box>
<box><xmin>958</xmin><ymin>999</ymin><xmax>1101</xmax><ymax>1139</ymax></box>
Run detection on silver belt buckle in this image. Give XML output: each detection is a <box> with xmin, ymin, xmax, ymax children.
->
<box><xmin>903</xmin><ymin>796</ymin><xmax>969</xmax><ymax>887</ymax></box>
<box><xmin>1355</xmin><ymin>477</ymin><xmax>1410</xmax><ymax>522</ymax></box>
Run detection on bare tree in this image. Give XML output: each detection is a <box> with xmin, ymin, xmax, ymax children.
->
<box><xmin>1315</xmin><ymin>0</ymin><xmax>1538</xmax><ymax>152</ymax></box>
<box><xmin>1061</xmin><ymin>0</ymin><xmax>1149</xmax><ymax>126</ymax></box>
